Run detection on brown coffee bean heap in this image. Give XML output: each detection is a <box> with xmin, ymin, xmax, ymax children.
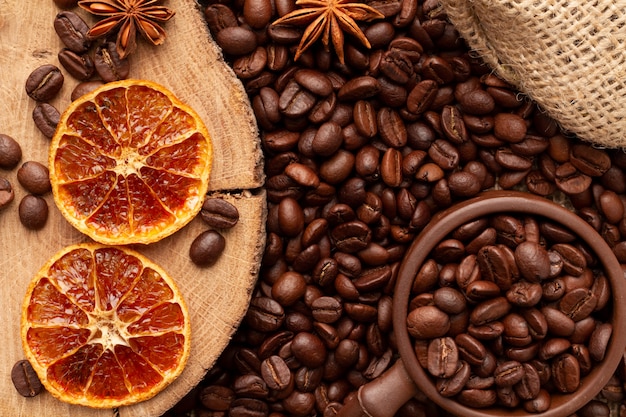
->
<box><xmin>158</xmin><ymin>0</ymin><xmax>626</xmax><ymax>417</ymax></box>
<box><xmin>407</xmin><ymin>214</ymin><xmax>613</xmax><ymax>412</ymax></box>
<box><xmin>172</xmin><ymin>0</ymin><xmax>626</xmax><ymax>415</ymax></box>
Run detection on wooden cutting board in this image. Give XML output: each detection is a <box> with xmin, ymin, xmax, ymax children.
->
<box><xmin>0</xmin><ymin>1</ymin><xmax>265</xmax><ymax>416</ymax></box>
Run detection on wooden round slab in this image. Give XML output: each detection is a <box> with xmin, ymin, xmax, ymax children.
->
<box><xmin>1</xmin><ymin>1</ymin><xmax>265</xmax><ymax>416</ymax></box>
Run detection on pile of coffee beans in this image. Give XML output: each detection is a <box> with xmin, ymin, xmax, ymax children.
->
<box><xmin>407</xmin><ymin>213</ymin><xmax>612</xmax><ymax>412</ymax></box>
<box><xmin>156</xmin><ymin>0</ymin><xmax>626</xmax><ymax>416</ymax></box>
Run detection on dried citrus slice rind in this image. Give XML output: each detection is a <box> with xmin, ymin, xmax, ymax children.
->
<box><xmin>20</xmin><ymin>243</ymin><xmax>191</xmax><ymax>408</ymax></box>
<box><xmin>50</xmin><ymin>79</ymin><xmax>213</xmax><ymax>245</ymax></box>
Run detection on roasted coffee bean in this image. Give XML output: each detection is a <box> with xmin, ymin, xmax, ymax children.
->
<box><xmin>216</xmin><ymin>26</ymin><xmax>257</xmax><ymax>55</ymax></box>
<box><xmin>455</xmin><ymin>333</ymin><xmax>487</xmax><ymax>366</ymax></box>
<box><xmin>456</xmin><ymin>389</ymin><xmax>497</xmax><ymax>408</ymax></box>
<box><xmin>514</xmin><ymin>241</ymin><xmax>551</xmax><ymax>282</ymax></box>
<box><xmin>433</xmin><ymin>287</ymin><xmax>466</xmax><ymax>314</ymax></box>
<box><xmin>246</xmin><ymin>297</ymin><xmax>285</xmax><ymax>332</ymax></box>
<box><xmin>200</xmin><ymin>385</ymin><xmax>235</xmax><ymax>410</ymax></box>
<box><xmin>378</xmin><ymin>107</ymin><xmax>407</xmax><ymax>148</ymax></box>
<box><xmin>407</xmin><ymin>305</ymin><xmax>450</xmax><ymax>339</ymax></box>
<box><xmin>18</xmin><ymin>194</ymin><xmax>48</xmax><ymax>230</ymax></box>
<box><xmin>523</xmin><ymin>389</ymin><xmax>551</xmax><ymax>413</ymax></box>
<box><xmin>11</xmin><ymin>360</ymin><xmax>43</xmax><ymax>397</ymax></box>
<box><xmin>261</xmin><ymin>355</ymin><xmax>292</xmax><ymax>391</ymax></box>
<box><xmin>32</xmin><ymin>103</ymin><xmax>60</xmax><ymax>139</ymax></box>
<box><xmin>200</xmin><ymin>198</ymin><xmax>240</xmax><ymax>229</ymax></box>
<box><xmin>0</xmin><ymin>134</ymin><xmax>22</xmax><ymax>169</ymax></box>
<box><xmin>493</xmin><ymin>113</ymin><xmax>527</xmax><ymax>143</ymax></box>
<box><xmin>0</xmin><ymin>178</ymin><xmax>14</xmax><ymax>210</ymax></box>
<box><xmin>189</xmin><ymin>230</ymin><xmax>226</xmax><ymax>266</ymax></box>
<box><xmin>58</xmin><ymin>48</ymin><xmax>94</xmax><ymax>80</ymax></box>
<box><xmin>551</xmin><ymin>243</ymin><xmax>586</xmax><ymax>276</ymax></box>
<box><xmin>54</xmin><ymin>11</ymin><xmax>91</xmax><ymax>53</ymax></box>
<box><xmin>551</xmin><ymin>353</ymin><xmax>580</xmax><ymax>393</ymax></box>
<box><xmin>570</xmin><ymin>144</ymin><xmax>611</xmax><ymax>176</ymax></box>
<box><xmin>470</xmin><ymin>297</ymin><xmax>512</xmax><ymax>326</ymax></box>
<box><xmin>291</xmin><ymin>332</ymin><xmax>327</xmax><ymax>368</ymax></box>
<box><xmin>272</xmin><ymin>271</ymin><xmax>306</xmax><ymax>306</ymax></box>
<box><xmin>311</xmin><ymin>296</ymin><xmax>343</xmax><ymax>323</ymax></box>
<box><xmin>427</xmin><ymin>337</ymin><xmax>459</xmax><ymax>378</ymax></box>
<box><xmin>476</xmin><ymin>245</ymin><xmax>512</xmax><ymax>289</ymax></box>
<box><xmin>94</xmin><ymin>42</ymin><xmax>130</xmax><ymax>82</ymax></box>
<box><xmin>506</xmin><ymin>281</ymin><xmax>542</xmax><ymax>307</ymax></box>
<box><xmin>588</xmin><ymin>322</ymin><xmax>612</xmax><ymax>362</ymax></box>
<box><xmin>17</xmin><ymin>161</ymin><xmax>51</xmax><ymax>195</ymax></box>
<box><xmin>502</xmin><ymin>313</ymin><xmax>531</xmax><ymax>347</ymax></box>
<box><xmin>555</xmin><ymin>162</ymin><xmax>592</xmax><ymax>195</ymax></box>
<box><xmin>71</xmin><ymin>80</ymin><xmax>105</xmax><ymax>101</ymax></box>
<box><xmin>494</xmin><ymin>360</ymin><xmax>524</xmax><ymax>386</ymax></box>
<box><xmin>204</xmin><ymin>4</ymin><xmax>238</xmax><ymax>34</ymax></box>
<box><xmin>558</xmin><ymin>288</ymin><xmax>597</xmax><ymax>322</ymax></box>
<box><xmin>513</xmin><ymin>363</ymin><xmax>540</xmax><ymax>400</ymax></box>
<box><xmin>229</xmin><ymin>398</ymin><xmax>269</xmax><ymax>417</ymax></box>
<box><xmin>25</xmin><ymin>64</ymin><xmax>64</xmax><ymax>102</ymax></box>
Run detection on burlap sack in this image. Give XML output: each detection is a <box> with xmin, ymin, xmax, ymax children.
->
<box><xmin>440</xmin><ymin>0</ymin><xmax>626</xmax><ymax>149</ymax></box>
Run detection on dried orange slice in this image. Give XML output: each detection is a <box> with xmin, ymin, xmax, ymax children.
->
<box><xmin>20</xmin><ymin>243</ymin><xmax>191</xmax><ymax>408</ymax></box>
<box><xmin>50</xmin><ymin>79</ymin><xmax>213</xmax><ymax>245</ymax></box>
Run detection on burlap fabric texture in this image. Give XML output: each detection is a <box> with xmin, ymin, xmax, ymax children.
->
<box><xmin>440</xmin><ymin>0</ymin><xmax>626</xmax><ymax>149</ymax></box>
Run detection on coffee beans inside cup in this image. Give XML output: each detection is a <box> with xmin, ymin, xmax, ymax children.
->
<box><xmin>406</xmin><ymin>213</ymin><xmax>613</xmax><ymax>412</ymax></box>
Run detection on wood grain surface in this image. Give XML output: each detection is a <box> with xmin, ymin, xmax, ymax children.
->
<box><xmin>0</xmin><ymin>1</ymin><xmax>265</xmax><ymax>416</ymax></box>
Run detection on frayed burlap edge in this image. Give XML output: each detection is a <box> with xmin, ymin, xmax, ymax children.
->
<box><xmin>441</xmin><ymin>0</ymin><xmax>626</xmax><ymax>149</ymax></box>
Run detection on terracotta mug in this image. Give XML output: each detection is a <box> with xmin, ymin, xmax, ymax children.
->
<box><xmin>338</xmin><ymin>190</ymin><xmax>626</xmax><ymax>417</ymax></box>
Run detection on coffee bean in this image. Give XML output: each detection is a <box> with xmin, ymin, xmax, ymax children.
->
<box><xmin>407</xmin><ymin>305</ymin><xmax>450</xmax><ymax>339</ymax></box>
<box><xmin>17</xmin><ymin>161</ymin><xmax>51</xmax><ymax>195</ymax></box>
<box><xmin>11</xmin><ymin>360</ymin><xmax>43</xmax><ymax>397</ymax></box>
<box><xmin>570</xmin><ymin>144</ymin><xmax>611</xmax><ymax>176</ymax></box>
<box><xmin>32</xmin><ymin>103</ymin><xmax>60</xmax><ymax>139</ymax></box>
<box><xmin>514</xmin><ymin>241</ymin><xmax>551</xmax><ymax>282</ymax></box>
<box><xmin>0</xmin><ymin>178</ymin><xmax>14</xmax><ymax>210</ymax></box>
<box><xmin>71</xmin><ymin>80</ymin><xmax>105</xmax><ymax>101</ymax></box>
<box><xmin>199</xmin><ymin>385</ymin><xmax>235</xmax><ymax>411</ymax></box>
<box><xmin>246</xmin><ymin>297</ymin><xmax>285</xmax><ymax>332</ymax></box>
<box><xmin>0</xmin><ymin>134</ymin><xmax>22</xmax><ymax>169</ymax></box>
<box><xmin>494</xmin><ymin>361</ymin><xmax>524</xmax><ymax>386</ymax></box>
<box><xmin>493</xmin><ymin>113</ymin><xmax>527</xmax><ymax>143</ymax></box>
<box><xmin>588</xmin><ymin>322</ymin><xmax>612</xmax><ymax>362</ymax></box>
<box><xmin>94</xmin><ymin>42</ymin><xmax>130</xmax><ymax>82</ymax></box>
<box><xmin>189</xmin><ymin>230</ymin><xmax>226</xmax><ymax>267</ymax></box>
<box><xmin>54</xmin><ymin>11</ymin><xmax>91</xmax><ymax>53</ymax></box>
<box><xmin>200</xmin><ymin>197</ymin><xmax>239</xmax><ymax>229</ymax></box>
<box><xmin>216</xmin><ymin>26</ymin><xmax>258</xmax><ymax>55</ymax></box>
<box><xmin>261</xmin><ymin>355</ymin><xmax>292</xmax><ymax>390</ymax></box>
<box><xmin>58</xmin><ymin>48</ymin><xmax>95</xmax><ymax>80</ymax></box>
<box><xmin>552</xmin><ymin>353</ymin><xmax>580</xmax><ymax>393</ymax></box>
<box><xmin>25</xmin><ymin>64</ymin><xmax>64</xmax><ymax>101</ymax></box>
<box><xmin>311</xmin><ymin>296</ymin><xmax>342</xmax><ymax>323</ymax></box>
<box><xmin>291</xmin><ymin>332</ymin><xmax>327</xmax><ymax>368</ymax></box>
<box><xmin>272</xmin><ymin>271</ymin><xmax>306</xmax><ymax>306</ymax></box>
<box><xmin>204</xmin><ymin>4</ymin><xmax>238</xmax><ymax>34</ymax></box>
<box><xmin>427</xmin><ymin>337</ymin><xmax>459</xmax><ymax>378</ymax></box>
<box><xmin>18</xmin><ymin>194</ymin><xmax>48</xmax><ymax>230</ymax></box>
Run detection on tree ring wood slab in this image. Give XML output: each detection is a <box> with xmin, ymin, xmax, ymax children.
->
<box><xmin>0</xmin><ymin>1</ymin><xmax>265</xmax><ymax>416</ymax></box>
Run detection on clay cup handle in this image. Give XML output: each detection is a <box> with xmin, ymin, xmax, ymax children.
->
<box><xmin>337</xmin><ymin>359</ymin><xmax>419</xmax><ymax>417</ymax></box>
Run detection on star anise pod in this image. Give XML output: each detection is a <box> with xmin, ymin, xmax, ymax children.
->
<box><xmin>271</xmin><ymin>0</ymin><xmax>384</xmax><ymax>64</ymax></box>
<box><xmin>78</xmin><ymin>0</ymin><xmax>175</xmax><ymax>59</ymax></box>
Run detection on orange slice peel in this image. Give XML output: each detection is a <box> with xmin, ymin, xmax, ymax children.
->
<box><xmin>49</xmin><ymin>79</ymin><xmax>213</xmax><ymax>245</ymax></box>
<box><xmin>21</xmin><ymin>243</ymin><xmax>191</xmax><ymax>408</ymax></box>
